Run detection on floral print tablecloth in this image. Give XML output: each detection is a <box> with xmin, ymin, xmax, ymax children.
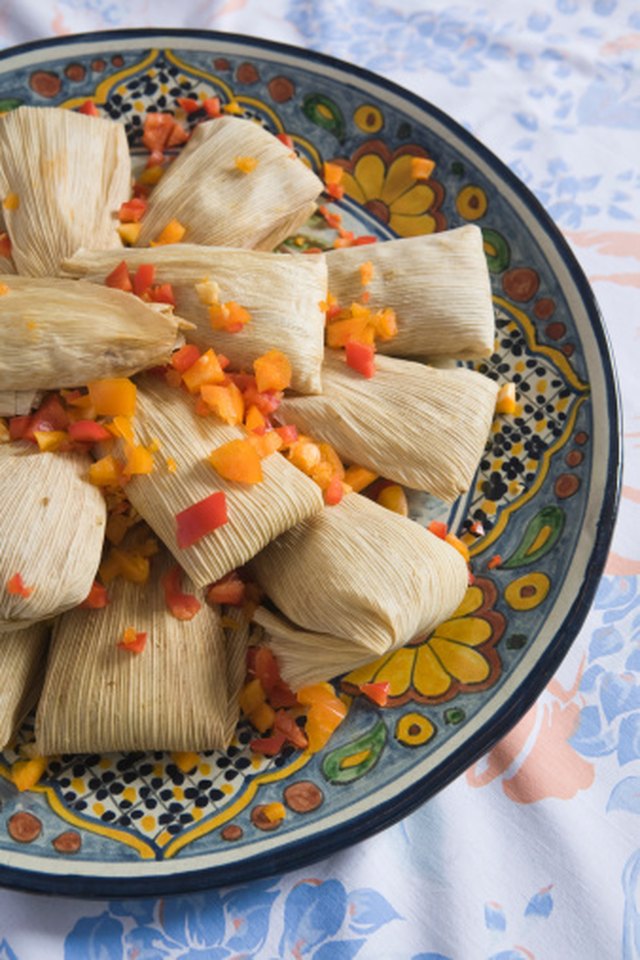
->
<box><xmin>0</xmin><ymin>1</ymin><xmax>639</xmax><ymax>958</ymax></box>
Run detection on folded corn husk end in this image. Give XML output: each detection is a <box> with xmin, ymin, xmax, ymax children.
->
<box><xmin>0</xmin><ymin>444</ymin><xmax>106</xmax><ymax>630</ymax></box>
<box><xmin>249</xmin><ymin>492</ymin><xmax>469</xmax><ymax>689</ymax></box>
<box><xmin>0</xmin><ymin>621</ymin><xmax>50</xmax><ymax>750</ymax></box>
<box><xmin>35</xmin><ymin>550</ymin><xmax>237</xmax><ymax>755</ymax></box>
<box><xmin>0</xmin><ymin>276</ymin><xmax>190</xmax><ymax>391</ymax></box>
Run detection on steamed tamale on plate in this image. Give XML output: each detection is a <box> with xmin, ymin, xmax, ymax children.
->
<box><xmin>0</xmin><ymin>32</ymin><xmax>620</xmax><ymax>897</ymax></box>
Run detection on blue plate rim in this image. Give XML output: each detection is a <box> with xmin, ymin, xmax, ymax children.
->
<box><xmin>0</xmin><ymin>26</ymin><xmax>622</xmax><ymax>898</ymax></box>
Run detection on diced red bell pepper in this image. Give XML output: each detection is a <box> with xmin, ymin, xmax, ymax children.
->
<box><xmin>6</xmin><ymin>573</ymin><xmax>33</xmax><ymax>598</ymax></box>
<box><xmin>274</xmin><ymin>710</ymin><xmax>308</xmax><ymax>750</ymax></box>
<box><xmin>148</xmin><ymin>283</ymin><xmax>176</xmax><ymax>306</ymax></box>
<box><xmin>0</xmin><ymin>231</ymin><xmax>12</xmax><ymax>258</ymax></box>
<box><xmin>176</xmin><ymin>492</ymin><xmax>228</xmax><ymax>548</ymax></box>
<box><xmin>353</xmin><ymin>235</ymin><xmax>378</xmax><ymax>246</ymax></box>
<box><xmin>360</xmin><ymin>681</ymin><xmax>390</xmax><ymax>706</ymax></box>
<box><xmin>105</xmin><ymin>260</ymin><xmax>133</xmax><ymax>292</ymax></box>
<box><xmin>324</xmin><ymin>476</ymin><xmax>344</xmax><ymax>506</ymax></box>
<box><xmin>252</xmin><ymin>646</ymin><xmax>298</xmax><ymax>710</ymax></box>
<box><xmin>275</xmin><ymin>424</ymin><xmax>298</xmax><ymax>447</ymax></box>
<box><xmin>427</xmin><ymin>520</ymin><xmax>448</xmax><ymax>540</ymax></box>
<box><xmin>8</xmin><ymin>415</ymin><xmax>32</xmax><ymax>441</ymax></box>
<box><xmin>276</xmin><ymin>132</ymin><xmax>295</xmax><ymax>150</ymax></box>
<box><xmin>242</xmin><ymin>380</ymin><xmax>282</xmax><ymax>416</ymax></box>
<box><xmin>142</xmin><ymin>112</ymin><xmax>175</xmax><ymax>153</ymax></box>
<box><xmin>132</xmin><ymin>263</ymin><xmax>155</xmax><ymax>298</ymax></box>
<box><xmin>249</xmin><ymin>732</ymin><xmax>286</xmax><ymax>756</ymax></box>
<box><xmin>162</xmin><ymin>564</ymin><xmax>202</xmax><ymax>620</ymax></box>
<box><xmin>268</xmin><ymin>681</ymin><xmax>299</xmax><ymax>710</ymax></box>
<box><xmin>206</xmin><ymin>571</ymin><xmax>246</xmax><ymax>606</ymax></box>
<box><xmin>77</xmin><ymin>100</ymin><xmax>99</xmax><ymax>116</ymax></box>
<box><xmin>80</xmin><ymin>581</ymin><xmax>109</xmax><ymax>609</ymax></box>
<box><xmin>67</xmin><ymin>420</ymin><xmax>112</xmax><ymax>443</ymax></box>
<box><xmin>166</xmin><ymin>122</ymin><xmax>189</xmax><ymax>147</ymax></box>
<box><xmin>118</xmin><ymin>197</ymin><xmax>147</xmax><ymax>223</ymax></box>
<box><xmin>345</xmin><ymin>340</ymin><xmax>375</xmax><ymax>378</ymax></box>
<box><xmin>117</xmin><ymin>629</ymin><xmax>147</xmax><ymax>654</ymax></box>
<box><xmin>171</xmin><ymin>344</ymin><xmax>201</xmax><ymax>373</ymax></box>
<box><xmin>32</xmin><ymin>394</ymin><xmax>69</xmax><ymax>431</ymax></box>
<box><xmin>177</xmin><ymin>97</ymin><xmax>201</xmax><ymax>114</ymax></box>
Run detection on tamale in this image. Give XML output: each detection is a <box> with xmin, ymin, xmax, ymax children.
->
<box><xmin>250</xmin><ymin>493</ymin><xmax>468</xmax><ymax>689</ymax></box>
<box><xmin>0</xmin><ymin>106</ymin><xmax>130</xmax><ymax>276</ymax></box>
<box><xmin>0</xmin><ymin>443</ymin><xmax>106</xmax><ymax>632</ymax></box>
<box><xmin>35</xmin><ymin>550</ymin><xmax>243</xmax><ymax>754</ymax></box>
<box><xmin>0</xmin><ymin>622</ymin><xmax>49</xmax><ymax>749</ymax></box>
<box><xmin>326</xmin><ymin>225</ymin><xmax>495</xmax><ymax>359</ymax></box>
<box><xmin>278</xmin><ymin>352</ymin><xmax>499</xmax><ymax>501</ymax></box>
<box><xmin>0</xmin><ymin>276</ymin><xmax>191</xmax><ymax>391</ymax></box>
<box><xmin>62</xmin><ymin>244</ymin><xmax>327</xmax><ymax>394</ymax></box>
<box><xmin>123</xmin><ymin>376</ymin><xmax>324</xmax><ymax>588</ymax></box>
<box><xmin>135</xmin><ymin>116</ymin><xmax>323</xmax><ymax>251</ymax></box>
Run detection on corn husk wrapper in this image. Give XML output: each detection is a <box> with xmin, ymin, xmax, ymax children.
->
<box><xmin>62</xmin><ymin>244</ymin><xmax>327</xmax><ymax>394</ymax></box>
<box><xmin>0</xmin><ymin>389</ymin><xmax>40</xmax><ymax>417</ymax></box>
<box><xmin>136</xmin><ymin>116</ymin><xmax>323</xmax><ymax>251</ymax></box>
<box><xmin>0</xmin><ymin>275</ymin><xmax>192</xmax><ymax>391</ymax></box>
<box><xmin>0</xmin><ymin>106</ymin><xmax>130</xmax><ymax>277</ymax></box>
<box><xmin>35</xmin><ymin>550</ymin><xmax>243</xmax><ymax>754</ymax></box>
<box><xmin>0</xmin><ymin>444</ymin><xmax>106</xmax><ymax>632</ymax></box>
<box><xmin>326</xmin><ymin>225</ymin><xmax>495</xmax><ymax>359</ymax></box>
<box><xmin>218</xmin><ymin>604</ymin><xmax>258</xmax><ymax>744</ymax></box>
<box><xmin>250</xmin><ymin>493</ymin><xmax>468</xmax><ymax>689</ymax></box>
<box><xmin>124</xmin><ymin>376</ymin><xmax>324</xmax><ymax>588</ymax></box>
<box><xmin>278</xmin><ymin>352</ymin><xmax>499</xmax><ymax>501</ymax></box>
<box><xmin>0</xmin><ymin>621</ymin><xmax>49</xmax><ymax>749</ymax></box>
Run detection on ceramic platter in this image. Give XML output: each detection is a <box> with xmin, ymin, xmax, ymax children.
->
<box><xmin>0</xmin><ymin>29</ymin><xmax>620</xmax><ymax>897</ymax></box>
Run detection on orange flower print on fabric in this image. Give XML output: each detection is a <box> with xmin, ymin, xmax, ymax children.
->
<box><xmin>342</xmin><ymin>577</ymin><xmax>504</xmax><ymax>705</ymax></box>
<box><xmin>466</xmin><ymin>657</ymin><xmax>594</xmax><ymax>803</ymax></box>
<box><xmin>332</xmin><ymin>141</ymin><xmax>446</xmax><ymax>237</ymax></box>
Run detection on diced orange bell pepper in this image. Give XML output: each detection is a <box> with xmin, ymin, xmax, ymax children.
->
<box><xmin>324</xmin><ymin>476</ymin><xmax>344</xmax><ymax>506</ymax></box>
<box><xmin>109</xmin><ymin>548</ymin><xmax>150</xmax><ymax>584</ymax></box>
<box><xmin>359</xmin><ymin>261</ymin><xmax>374</xmax><ymax>286</ymax></box>
<box><xmin>209</xmin><ymin>300</ymin><xmax>252</xmax><ymax>333</ymax></box>
<box><xmin>427</xmin><ymin>519</ymin><xmax>448</xmax><ymax>539</ymax></box>
<box><xmin>343</xmin><ymin>464</ymin><xmax>378</xmax><ymax>493</ymax></box>
<box><xmin>33</xmin><ymin>429</ymin><xmax>68</xmax><ymax>452</ymax></box>
<box><xmin>200</xmin><ymin>382</ymin><xmax>245</xmax><ymax>425</ymax></box>
<box><xmin>445</xmin><ymin>531</ymin><xmax>471</xmax><ymax>563</ymax></box>
<box><xmin>305</xmin><ymin>698</ymin><xmax>348</xmax><ymax>753</ymax></box>
<box><xmin>124</xmin><ymin>444</ymin><xmax>155</xmax><ymax>476</ymax></box>
<box><xmin>377</xmin><ymin>484</ymin><xmax>408</xmax><ymax>516</ymax></box>
<box><xmin>234</xmin><ymin>156</ymin><xmax>258</xmax><ymax>173</ymax></box>
<box><xmin>296</xmin><ymin>682</ymin><xmax>340</xmax><ymax>705</ymax></box>
<box><xmin>288</xmin><ymin>438</ymin><xmax>321</xmax><ymax>473</ymax></box>
<box><xmin>249</xmin><ymin>701</ymin><xmax>276</xmax><ymax>734</ymax></box>
<box><xmin>245</xmin><ymin>404</ymin><xmax>266</xmax><ymax>433</ymax></box>
<box><xmin>411</xmin><ymin>156</ymin><xmax>435</xmax><ymax>180</ymax></box>
<box><xmin>326</xmin><ymin>313</ymin><xmax>374</xmax><ymax>348</ymax></box>
<box><xmin>181</xmin><ymin>349</ymin><xmax>225</xmax><ymax>394</ymax></box>
<box><xmin>151</xmin><ymin>218</ymin><xmax>186</xmax><ymax>246</ymax></box>
<box><xmin>88</xmin><ymin>379</ymin><xmax>137</xmax><ymax>418</ymax></box>
<box><xmin>161</xmin><ymin>564</ymin><xmax>202</xmax><ymax>620</ymax></box>
<box><xmin>118</xmin><ymin>222</ymin><xmax>141</xmax><ymax>245</ymax></box>
<box><xmin>323</xmin><ymin>162</ymin><xmax>343</xmax><ymax>186</ymax></box>
<box><xmin>88</xmin><ymin>454</ymin><xmax>121</xmax><ymax>487</ymax></box>
<box><xmin>374</xmin><ymin>307</ymin><xmax>398</xmax><ymax>340</ymax></box>
<box><xmin>176</xmin><ymin>492</ymin><xmax>228</xmax><ymax>548</ymax></box>
<box><xmin>172</xmin><ymin>751</ymin><xmax>200</xmax><ymax>773</ymax></box>
<box><xmin>11</xmin><ymin>756</ymin><xmax>48</xmax><ymax>792</ymax></box>
<box><xmin>208</xmin><ymin>438</ymin><xmax>263</xmax><ymax>483</ymax></box>
<box><xmin>106</xmin><ymin>415</ymin><xmax>135</xmax><ymax>444</ymax></box>
<box><xmin>253</xmin><ymin>350</ymin><xmax>292</xmax><ymax>393</ymax></box>
<box><xmin>248</xmin><ymin>431</ymin><xmax>283</xmax><ymax>459</ymax></box>
<box><xmin>239</xmin><ymin>677</ymin><xmax>266</xmax><ymax>715</ymax></box>
<box><xmin>496</xmin><ymin>382</ymin><xmax>517</xmax><ymax>414</ymax></box>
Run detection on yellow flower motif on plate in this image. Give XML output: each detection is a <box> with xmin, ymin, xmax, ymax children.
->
<box><xmin>333</xmin><ymin>140</ymin><xmax>446</xmax><ymax>237</ymax></box>
<box><xmin>342</xmin><ymin>577</ymin><xmax>504</xmax><ymax>706</ymax></box>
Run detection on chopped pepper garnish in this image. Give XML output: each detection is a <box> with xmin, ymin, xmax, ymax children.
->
<box><xmin>345</xmin><ymin>340</ymin><xmax>376</xmax><ymax>378</ymax></box>
<box><xmin>3</xmin><ymin>193</ymin><xmax>19</xmax><ymax>211</ymax></box>
<box><xmin>151</xmin><ymin>218</ymin><xmax>186</xmax><ymax>246</ymax></box>
<box><xmin>88</xmin><ymin>378</ymin><xmax>137</xmax><ymax>417</ymax></box>
<box><xmin>11</xmin><ymin>756</ymin><xmax>48</xmax><ymax>791</ymax></box>
<box><xmin>162</xmin><ymin>564</ymin><xmax>202</xmax><ymax>620</ymax></box>
<box><xmin>6</xmin><ymin>573</ymin><xmax>33</xmax><ymax>598</ymax></box>
<box><xmin>234</xmin><ymin>155</ymin><xmax>258</xmax><ymax>173</ymax></box>
<box><xmin>496</xmin><ymin>382</ymin><xmax>517</xmax><ymax>415</ymax></box>
<box><xmin>117</xmin><ymin>627</ymin><xmax>147</xmax><ymax>654</ymax></box>
<box><xmin>209</xmin><ymin>300</ymin><xmax>251</xmax><ymax>333</ymax></box>
<box><xmin>104</xmin><ymin>260</ymin><xmax>133</xmax><ymax>292</ymax></box>
<box><xmin>207</xmin><ymin>570</ymin><xmax>246</xmax><ymax>606</ymax></box>
<box><xmin>176</xmin><ymin>492</ymin><xmax>228</xmax><ymax>548</ymax></box>
<box><xmin>80</xmin><ymin>581</ymin><xmax>109</xmax><ymax>609</ymax></box>
<box><xmin>253</xmin><ymin>350</ymin><xmax>292</xmax><ymax>393</ymax></box>
<box><xmin>181</xmin><ymin>349</ymin><xmax>225</xmax><ymax>394</ymax></box>
<box><xmin>410</xmin><ymin>156</ymin><xmax>436</xmax><ymax>180</ymax></box>
<box><xmin>208</xmin><ymin>438</ymin><xmax>263</xmax><ymax>484</ymax></box>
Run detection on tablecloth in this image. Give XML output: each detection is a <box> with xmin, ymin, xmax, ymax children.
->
<box><xmin>0</xmin><ymin>1</ymin><xmax>638</xmax><ymax>957</ymax></box>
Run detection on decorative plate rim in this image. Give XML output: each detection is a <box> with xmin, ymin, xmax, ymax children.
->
<box><xmin>0</xmin><ymin>27</ymin><xmax>622</xmax><ymax>898</ymax></box>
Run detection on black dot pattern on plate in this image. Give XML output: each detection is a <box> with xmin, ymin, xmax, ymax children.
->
<box><xmin>0</xmin><ymin>720</ymin><xmax>280</xmax><ymax>846</ymax></box>
<box><xmin>468</xmin><ymin>305</ymin><xmax>581</xmax><ymax>532</ymax></box>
